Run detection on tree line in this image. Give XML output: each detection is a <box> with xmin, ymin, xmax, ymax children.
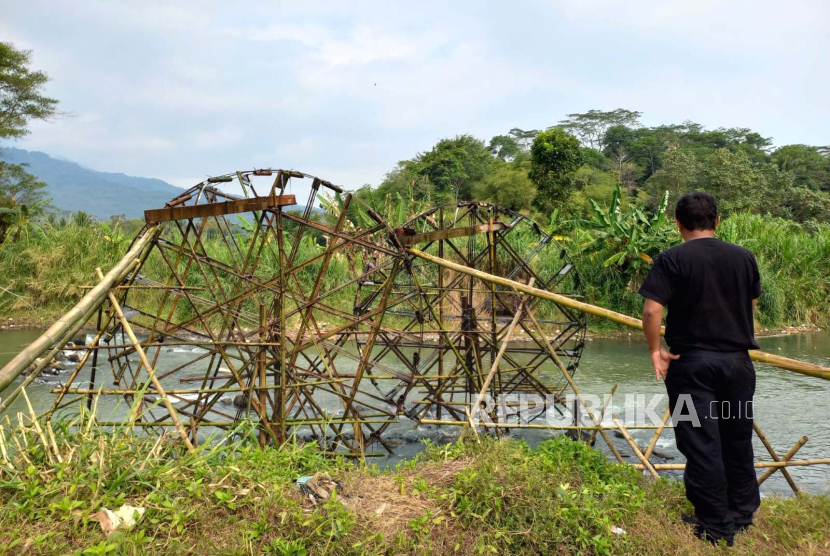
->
<box><xmin>356</xmin><ymin>109</ymin><xmax>830</xmax><ymax>227</ymax></box>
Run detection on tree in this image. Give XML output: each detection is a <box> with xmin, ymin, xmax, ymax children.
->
<box><xmin>782</xmin><ymin>187</ymin><xmax>830</xmax><ymax>223</ymax></box>
<box><xmin>602</xmin><ymin>125</ymin><xmax>637</xmax><ymax>158</ymax></box>
<box><xmin>579</xmin><ymin>147</ymin><xmax>611</xmax><ymax>171</ymax></box>
<box><xmin>699</xmin><ymin>149</ymin><xmax>765</xmax><ymax>214</ymax></box>
<box><xmin>579</xmin><ymin>183</ymin><xmax>679</xmax><ymax>287</ymax></box>
<box><xmin>570</xmin><ymin>164</ymin><xmax>620</xmax><ymax>216</ymax></box>
<box><xmin>71</xmin><ymin>210</ymin><xmax>94</xmax><ymax>228</ymax></box>
<box><xmin>474</xmin><ymin>158</ymin><xmax>535</xmax><ymax>211</ymax></box>
<box><xmin>0</xmin><ymin>160</ymin><xmax>48</xmax><ymax>241</ymax></box>
<box><xmin>629</xmin><ymin>135</ymin><xmax>665</xmax><ymax>180</ymax></box>
<box><xmin>643</xmin><ymin>148</ymin><xmax>702</xmax><ymax>215</ymax></box>
<box><xmin>556</xmin><ymin>109</ymin><xmax>642</xmax><ymax>151</ymax></box>
<box><xmin>374</xmin><ymin>161</ymin><xmax>435</xmax><ymax>202</ymax></box>
<box><xmin>508</xmin><ymin>128</ymin><xmax>539</xmax><ymax>151</ymax></box>
<box><xmin>488</xmin><ymin>135</ymin><xmax>521</xmax><ymax>161</ymax></box>
<box><xmin>411</xmin><ymin>135</ymin><xmax>491</xmax><ymax>202</ymax></box>
<box><xmin>771</xmin><ymin>144</ymin><xmax>830</xmax><ymax>192</ymax></box>
<box><xmin>529</xmin><ymin>128</ymin><xmax>582</xmax><ymax>213</ymax></box>
<box><xmin>1</xmin><ymin>42</ymin><xmax>58</xmax><ymax>139</ymax></box>
<box><xmin>1</xmin><ymin>42</ymin><xmax>58</xmax><ymax>244</ymax></box>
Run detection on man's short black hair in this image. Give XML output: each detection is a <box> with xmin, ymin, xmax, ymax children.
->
<box><xmin>675</xmin><ymin>191</ymin><xmax>718</xmax><ymax>231</ymax></box>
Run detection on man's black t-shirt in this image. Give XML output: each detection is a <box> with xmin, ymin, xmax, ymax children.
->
<box><xmin>638</xmin><ymin>237</ymin><xmax>761</xmax><ymax>353</ymax></box>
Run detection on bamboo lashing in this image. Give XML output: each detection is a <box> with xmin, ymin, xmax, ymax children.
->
<box><xmin>407</xmin><ymin>248</ymin><xmax>830</xmax><ymax>380</ymax></box>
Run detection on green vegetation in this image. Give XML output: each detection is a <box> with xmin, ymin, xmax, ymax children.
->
<box><xmin>1</xmin><ymin>417</ymin><xmax>828</xmax><ymax>555</ymax></box>
<box><xmin>0</xmin><ymin>42</ymin><xmax>57</xmax><ymax>243</ymax></box>
<box><xmin>571</xmin><ymin>211</ymin><xmax>830</xmax><ymax>330</ymax></box>
<box><xmin>1</xmin><ymin>202</ymin><xmax>827</xmax><ymax>331</ymax></box>
<box><xmin>363</xmin><ymin>110</ymin><xmax>830</xmax><ymax>228</ymax></box>
<box><xmin>349</xmin><ymin>109</ymin><xmax>830</xmax><ymax>329</ymax></box>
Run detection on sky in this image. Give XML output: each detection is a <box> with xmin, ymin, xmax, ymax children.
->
<box><xmin>3</xmin><ymin>0</ymin><xmax>829</xmax><ymax>200</ymax></box>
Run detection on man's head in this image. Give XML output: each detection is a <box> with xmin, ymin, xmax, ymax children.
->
<box><xmin>675</xmin><ymin>192</ymin><xmax>719</xmax><ymax>239</ymax></box>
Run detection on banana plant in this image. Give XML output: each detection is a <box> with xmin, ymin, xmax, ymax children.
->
<box><xmin>0</xmin><ymin>201</ymin><xmax>47</xmax><ymax>248</ymax></box>
<box><xmin>579</xmin><ymin>183</ymin><xmax>679</xmax><ymax>277</ymax></box>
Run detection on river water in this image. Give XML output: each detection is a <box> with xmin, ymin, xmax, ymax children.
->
<box><xmin>1</xmin><ymin>328</ymin><xmax>828</xmax><ymax>496</ymax></box>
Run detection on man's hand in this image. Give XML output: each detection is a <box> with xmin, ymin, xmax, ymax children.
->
<box><xmin>650</xmin><ymin>348</ymin><xmax>679</xmax><ymax>381</ymax></box>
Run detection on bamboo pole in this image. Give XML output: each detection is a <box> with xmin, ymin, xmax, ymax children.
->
<box><xmin>408</xmin><ymin>248</ymin><xmax>830</xmax><ymax>380</ymax></box>
<box><xmin>471</xmin><ymin>278</ymin><xmax>533</xmax><ymax>422</ymax></box>
<box><xmin>418</xmin><ymin>419</ymin><xmax>661</xmax><ymax>430</ymax></box>
<box><xmin>464</xmin><ymin>407</ymin><xmax>480</xmax><ymax>442</ymax></box>
<box><xmin>524</xmin><ymin>309</ymin><xmax>626</xmax><ymax>463</ymax></box>
<box><xmin>588</xmin><ymin>383</ymin><xmax>618</xmax><ymax>445</ymax></box>
<box><xmin>753</xmin><ymin>422</ymin><xmax>800</xmax><ymax>493</ymax></box>
<box><xmin>612</xmin><ymin>414</ymin><xmax>658</xmax><ymax>479</ymax></box>
<box><xmin>758</xmin><ymin>435</ymin><xmax>808</xmax><ymax>485</ymax></box>
<box><xmin>49</xmin><ymin>379</ymin><xmax>351</xmax><ymax>395</ymax></box>
<box><xmin>635</xmin><ymin>458</ymin><xmax>830</xmax><ymax>471</ymax></box>
<box><xmin>258</xmin><ymin>303</ymin><xmax>268</xmax><ymax>446</ymax></box>
<box><xmin>0</xmin><ymin>226</ymin><xmax>159</xmax><ymax>393</ymax></box>
<box><xmin>643</xmin><ymin>407</ymin><xmax>671</xmax><ymax>461</ymax></box>
<box><xmin>96</xmin><ymin>268</ymin><xmax>195</xmax><ymax>452</ymax></box>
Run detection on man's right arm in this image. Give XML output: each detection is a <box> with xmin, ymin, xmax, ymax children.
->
<box><xmin>642</xmin><ymin>298</ymin><xmax>679</xmax><ymax>381</ymax></box>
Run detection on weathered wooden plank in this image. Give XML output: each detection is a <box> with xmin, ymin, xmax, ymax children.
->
<box><xmin>394</xmin><ymin>222</ymin><xmax>510</xmax><ymax>245</ymax></box>
<box><xmin>144</xmin><ymin>194</ymin><xmax>296</xmax><ymax>224</ymax></box>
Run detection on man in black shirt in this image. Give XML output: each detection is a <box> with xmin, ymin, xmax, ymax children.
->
<box><xmin>639</xmin><ymin>192</ymin><xmax>761</xmax><ymax>546</ymax></box>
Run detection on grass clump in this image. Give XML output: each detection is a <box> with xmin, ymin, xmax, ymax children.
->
<box><xmin>1</xmin><ymin>414</ymin><xmax>829</xmax><ymax>555</ymax></box>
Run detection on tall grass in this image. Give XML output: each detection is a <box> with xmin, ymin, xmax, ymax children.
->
<box><xmin>0</xmin><ymin>214</ymin><xmax>827</xmax><ymax>330</ymax></box>
<box><xmin>720</xmin><ymin>214</ymin><xmax>830</xmax><ymax>327</ymax></box>
<box><xmin>572</xmin><ymin>213</ymin><xmax>830</xmax><ymax>330</ymax></box>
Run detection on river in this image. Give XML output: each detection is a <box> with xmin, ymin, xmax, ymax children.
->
<box><xmin>1</xmin><ymin>327</ymin><xmax>828</xmax><ymax>496</ymax></box>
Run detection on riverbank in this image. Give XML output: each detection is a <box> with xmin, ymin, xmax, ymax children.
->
<box><xmin>0</xmin><ymin>424</ymin><xmax>828</xmax><ymax>555</ymax></box>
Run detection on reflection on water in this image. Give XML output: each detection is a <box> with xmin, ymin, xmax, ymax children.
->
<box><xmin>1</xmin><ymin>327</ymin><xmax>828</xmax><ymax>495</ymax></box>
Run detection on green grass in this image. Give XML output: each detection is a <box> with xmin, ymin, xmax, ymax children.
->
<box><xmin>1</xmin><ymin>414</ymin><xmax>828</xmax><ymax>555</ymax></box>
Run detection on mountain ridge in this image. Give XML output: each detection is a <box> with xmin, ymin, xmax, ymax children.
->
<box><xmin>0</xmin><ymin>147</ymin><xmax>184</xmax><ymax>219</ymax></box>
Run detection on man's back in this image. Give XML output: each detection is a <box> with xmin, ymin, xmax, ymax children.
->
<box><xmin>639</xmin><ymin>237</ymin><xmax>761</xmax><ymax>353</ymax></box>
<box><xmin>639</xmin><ymin>192</ymin><xmax>762</xmax><ymax>546</ymax></box>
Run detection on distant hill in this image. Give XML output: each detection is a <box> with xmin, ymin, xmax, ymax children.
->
<box><xmin>0</xmin><ymin>147</ymin><xmax>184</xmax><ymax>219</ymax></box>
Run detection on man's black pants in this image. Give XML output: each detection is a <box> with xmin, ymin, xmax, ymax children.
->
<box><xmin>665</xmin><ymin>350</ymin><xmax>761</xmax><ymax>542</ymax></box>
